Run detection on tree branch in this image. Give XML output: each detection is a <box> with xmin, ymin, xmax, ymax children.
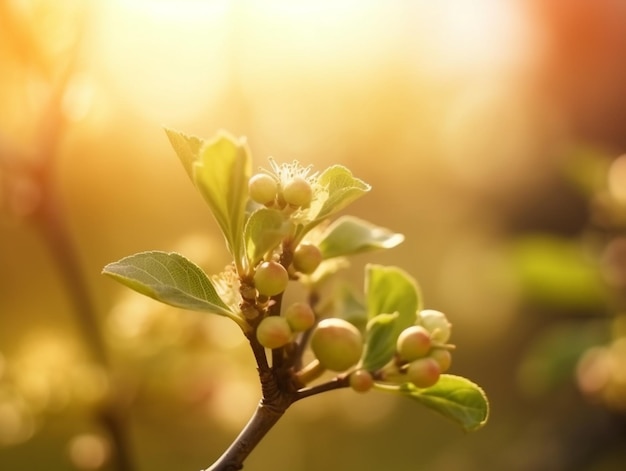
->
<box><xmin>204</xmin><ymin>401</ymin><xmax>288</xmax><ymax>471</ymax></box>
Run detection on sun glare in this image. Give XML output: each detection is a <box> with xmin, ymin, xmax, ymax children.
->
<box><xmin>93</xmin><ymin>0</ymin><xmax>231</xmax><ymax>124</ymax></box>
<box><xmin>413</xmin><ymin>0</ymin><xmax>534</xmax><ymax>74</ymax></box>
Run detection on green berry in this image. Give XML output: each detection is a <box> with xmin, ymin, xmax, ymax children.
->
<box><xmin>249</xmin><ymin>173</ymin><xmax>278</xmax><ymax>205</ymax></box>
<box><xmin>282</xmin><ymin>176</ymin><xmax>313</xmax><ymax>207</ymax></box>
<box><xmin>396</xmin><ymin>325</ymin><xmax>432</xmax><ymax>362</ymax></box>
<box><xmin>418</xmin><ymin>309</ymin><xmax>452</xmax><ymax>344</ymax></box>
<box><xmin>430</xmin><ymin>348</ymin><xmax>452</xmax><ymax>373</ymax></box>
<box><xmin>254</xmin><ymin>261</ymin><xmax>289</xmax><ymax>296</ymax></box>
<box><xmin>310</xmin><ymin>318</ymin><xmax>363</xmax><ymax>372</ymax></box>
<box><xmin>292</xmin><ymin>243</ymin><xmax>323</xmax><ymax>274</ymax></box>
<box><xmin>284</xmin><ymin>302</ymin><xmax>315</xmax><ymax>332</ymax></box>
<box><xmin>350</xmin><ymin>369</ymin><xmax>374</xmax><ymax>393</ymax></box>
<box><xmin>407</xmin><ymin>357</ymin><xmax>441</xmax><ymax>389</ymax></box>
<box><xmin>256</xmin><ymin>316</ymin><xmax>292</xmax><ymax>349</ymax></box>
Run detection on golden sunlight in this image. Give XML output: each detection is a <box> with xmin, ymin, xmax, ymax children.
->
<box><xmin>415</xmin><ymin>0</ymin><xmax>534</xmax><ymax>74</ymax></box>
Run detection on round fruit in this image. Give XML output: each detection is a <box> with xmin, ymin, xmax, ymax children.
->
<box><xmin>310</xmin><ymin>318</ymin><xmax>363</xmax><ymax>372</ymax></box>
<box><xmin>254</xmin><ymin>261</ymin><xmax>289</xmax><ymax>296</ymax></box>
<box><xmin>396</xmin><ymin>325</ymin><xmax>432</xmax><ymax>362</ymax></box>
<box><xmin>256</xmin><ymin>316</ymin><xmax>292</xmax><ymax>349</ymax></box>
<box><xmin>284</xmin><ymin>302</ymin><xmax>315</xmax><ymax>332</ymax></box>
<box><xmin>349</xmin><ymin>369</ymin><xmax>374</xmax><ymax>393</ymax></box>
<box><xmin>407</xmin><ymin>357</ymin><xmax>441</xmax><ymax>389</ymax></box>
<box><xmin>418</xmin><ymin>309</ymin><xmax>452</xmax><ymax>344</ymax></box>
<box><xmin>249</xmin><ymin>173</ymin><xmax>278</xmax><ymax>205</ymax></box>
<box><xmin>282</xmin><ymin>176</ymin><xmax>313</xmax><ymax>207</ymax></box>
<box><xmin>430</xmin><ymin>348</ymin><xmax>452</xmax><ymax>373</ymax></box>
<box><xmin>293</xmin><ymin>243</ymin><xmax>323</xmax><ymax>274</ymax></box>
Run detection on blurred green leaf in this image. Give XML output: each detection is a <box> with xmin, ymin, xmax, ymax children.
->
<box><xmin>329</xmin><ymin>283</ymin><xmax>367</xmax><ymax>330</ymax></box>
<box><xmin>396</xmin><ymin>375</ymin><xmax>489</xmax><ymax>432</ymax></box>
<box><xmin>517</xmin><ymin>322</ymin><xmax>608</xmax><ymax>396</ymax></box>
<box><xmin>318</xmin><ymin>216</ymin><xmax>404</xmax><ymax>259</ymax></box>
<box><xmin>508</xmin><ymin>236</ymin><xmax>607</xmax><ymax>310</ymax></box>
<box><xmin>244</xmin><ymin>208</ymin><xmax>291</xmax><ymax>267</ymax></box>
<box><xmin>361</xmin><ymin>312</ymin><xmax>398</xmax><ymax>371</ymax></box>
<box><xmin>102</xmin><ymin>251</ymin><xmax>235</xmax><ymax>318</ymax></box>
<box><xmin>165</xmin><ymin>129</ymin><xmax>251</xmax><ymax>271</ymax></box>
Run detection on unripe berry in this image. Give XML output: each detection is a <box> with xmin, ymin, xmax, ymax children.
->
<box><xmin>310</xmin><ymin>318</ymin><xmax>363</xmax><ymax>372</ymax></box>
<box><xmin>350</xmin><ymin>369</ymin><xmax>374</xmax><ymax>393</ymax></box>
<box><xmin>282</xmin><ymin>176</ymin><xmax>313</xmax><ymax>207</ymax></box>
<box><xmin>256</xmin><ymin>316</ymin><xmax>292</xmax><ymax>349</ymax></box>
<box><xmin>249</xmin><ymin>173</ymin><xmax>278</xmax><ymax>205</ymax></box>
<box><xmin>396</xmin><ymin>325</ymin><xmax>432</xmax><ymax>362</ymax></box>
<box><xmin>407</xmin><ymin>357</ymin><xmax>441</xmax><ymax>389</ymax></box>
<box><xmin>284</xmin><ymin>302</ymin><xmax>315</xmax><ymax>332</ymax></box>
<box><xmin>430</xmin><ymin>348</ymin><xmax>452</xmax><ymax>373</ymax></box>
<box><xmin>418</xmin><ymin>309</ymin><xmax>452</xmax><ymax>344</ymax></box>
<box><xmin>292</xmin><ymin>243</ymin><xmax>323</xmax><ymax>274</ymax></box>
<box><xmin>254</xmin><ymin>261</ymin><xmax>289</xmax><ymax>296</ymax></box>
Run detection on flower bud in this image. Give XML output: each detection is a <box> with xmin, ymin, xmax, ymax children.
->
<box><xmin>396</xmin><ymin>325</ymin><xmax>432</xmax><ymax>362</ymax></box>
<box><xmin>407</xmin><ymin>357</ymin><xmax>441</xmax><ymax>389</ymax></box>
<box><xmin>349</xmin><ymin>369</ymin><xmax>374</xmax><ymax>393</ymax></box>
<box><xmin>256</xmin><ymin>316</ymin><xmax>292</xmax><ymax>349</ymax></box>
<box><xmin>282</xmin><ymin>176</ymin><xmax>313</xmax><ymax>207</ymax></box>
<box><xmin>293</xmin><ymin>243</ymin><xmax>323</xmax><ymax>274</ymax></box>
<box><xmin>418</xmin><ymin>309</ymin><xmax>452</xmax><ymax>344</ymax></box>
<box><xmin>284</xmin><ymin>302</ymin><xmax>315</xmax><ymax>332</ymax></box>
<box><xmin>254</xmin><ymin>261</ymin><xmax>289</xmax><ymax>296</ymax></box>
<box><xmin>429</xmin><ymin>348</ymin><xmax>452</xmax><ymax>373</ymax></box>
<box><xmin>310</xmin><ymin>318</ymin><xmax>363</xmax><ymax>372</ymax></box>
<box><xmin>249</xmin><ymin>173</ymin><xmax>278</xmax><ymax>205</ymax></box>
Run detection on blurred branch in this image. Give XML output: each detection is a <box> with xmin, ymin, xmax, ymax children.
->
<box><xmin>1</xmin><ymin>4</ymin><xmax>137</xmax><ymax>471</ymax></box>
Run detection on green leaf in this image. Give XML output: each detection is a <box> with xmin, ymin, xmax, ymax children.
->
<box><xmin>331</xmin><ymin>283</ymin><xmax>367</xmax><ymax>331</ymax></box>
<box><xmin>363</xmin><ymin>265</ymin><xmax>422</xmax><ymax>369</ymax></box>
<box><xmin>395</xmin><ymin>375</ymin><xmax>489</xmax><ymax>432</ymax></box>
<box><xmin>361</xmin><ymin>312</ymin><xmax>399</xmax><ymax>371</ymax></box>
<box><xmin>164</xmin><ymin>128</ymin><xmax>204</xmax><ymax>180</ymax></box>
<box><xmin>102</xmin><ymin>251</ymin><xmax>236</xmax><ymax>319</ymax></box>
<box><xmin>309</xmin><ymin>165</ymin><xmax>370</xmax><ymax>225</ymax></box>
<box><xmin>244</xmin><ymin>208</ymin><xmax>291</xmax><ymax>267</ymax></box>
<box><xmin>318</xmin><ymin>216</ymin><xmax>404</xmax><ymax>259</ymax></box>
<box><xmin>366</xmin><ymin>264</ymin><xmax>421</xmax><ymax>324</ymax></box>
<box><xmin>165</xmin><ymin>129</ymin><xmax>251</xmax><ymax>272</ymax></box>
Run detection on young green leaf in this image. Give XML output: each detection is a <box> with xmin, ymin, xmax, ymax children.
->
<box><xmin>102</xmin><ymin>251</ymin><xmax>242</xmax><ymax>325</ymax></box>
<box><xmin>318</xmin><ymin>216</ymin><xmax>404</xmax><ymax>259</ymax></box>
<box><xmin>366</xmin><ymin>264</ymin><xmax>421</xmax><ymax>326</ymax></box>
<box><xmin>363</xmin><ymin>265</ymin><xmax>422</xmax><ymax>367</ymax></box>
<box><xmin>244</xmin><ymin>208</ymin><xmax>291</xmax><ymax>267</ymax></box>
<box><xmin>307</xmin><ymin>165</ymin><xmax>370</xmax><ymax>226</ymax></box>
<box><xmin>165</xmin><ymin>129</ymin><xmax>251</xmax><ymax>273</ymax></box>
<box><xmin>164</xmin><ymin>128</ymin><xmax>204</xmax><ymax>180</ymax></box>
<box><xmin>361</xmin><ymin>312</ymin><xmax>399</xmax><ymax>371</ymax></box>
<box><xmin>329</xmin><ymin>284</ymin><xmax>368</xmax><ymax>330</ymax></box>
<box><xmin>395</xmin><ymin>375</ymin><xmax>489</xmax><ymax>432</ymax></box>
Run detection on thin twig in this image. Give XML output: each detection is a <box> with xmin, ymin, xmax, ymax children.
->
<box><xmin>294</xmin><ymin>375</ymin><xmax>350</xmax><ymax>402</ymax></box>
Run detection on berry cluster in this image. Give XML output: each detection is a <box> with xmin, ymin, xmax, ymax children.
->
<box><xmin>248</xmin><ymin>167</ymin><xmax>314</xmax><ymax>211</ymax></box>
<box><xmin>386</xmin><ymin>310</ymin><xmax>453</xmax><ymax>389</ymax></box>
<box><xmin>256</xmin><ymin>302</ymin><xmax>315</xmax><ymax>349</ymax></box>
<box><xmin>249</xmin><ymin>167</ymin><xmax>454</xmax><ymax>394</ymax></box>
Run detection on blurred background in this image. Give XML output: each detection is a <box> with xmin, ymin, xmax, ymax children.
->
<box><xmin>1</xmin><ymin>0</ymin><xmax>626</xmax><ymax>470</ymax></box>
